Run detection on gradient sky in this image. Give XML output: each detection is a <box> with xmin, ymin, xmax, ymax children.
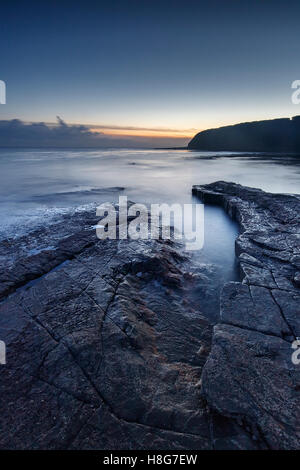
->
<box><xmin>1</xmin><ymin>0</ymin><xmax>300</xmax><ymax>146</ymax></box>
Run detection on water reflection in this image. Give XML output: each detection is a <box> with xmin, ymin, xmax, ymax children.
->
<box><xmin>0</xmin><ymin>148</ymin><xmax>299</xmax><ymax>281</ymax></box>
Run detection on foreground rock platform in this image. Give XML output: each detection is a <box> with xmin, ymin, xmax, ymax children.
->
<box><xmin>0</xmin><ymin>203</ymin><xmax>256</xmax><ymax>450</ymax></box>
<box><xmin>193</xmin><ymin>181</ymin><xmax>300</xmax><ymax>449</ymax></box>
<box><xmin>0</xmin><ymin>182</ymin><xmax>299</xmax><ymax>450</ymax></box>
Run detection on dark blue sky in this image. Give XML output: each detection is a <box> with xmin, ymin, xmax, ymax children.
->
<box><xmin>1</xmin><ymin>0</ymin><xmax>300</xmax><ymax>146</ymax></box>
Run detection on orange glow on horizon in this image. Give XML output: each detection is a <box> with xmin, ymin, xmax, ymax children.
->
<box><xmin>89</xmin><ymin>127</ymin><xmax>197</xmax><ymax>139</ymax></box>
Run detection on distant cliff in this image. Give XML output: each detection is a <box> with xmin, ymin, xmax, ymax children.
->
<box><xmin>188</xmin><ymin>115</ymin><xmax>300</xmax><ymax>152</ymax></box>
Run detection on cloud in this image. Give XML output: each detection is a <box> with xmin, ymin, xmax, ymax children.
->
<box><xmin>64</xmin><ymin>123</ymin><xmax>197</xmax><ymax>133</ymax></box>
<box><xmin>0</xmin><ymin>117</ymin><xmax>101</xmax><ymax>147</ymax></box>
<box><xmin>0</xmin><ymin>117</ymin><xmax>189</xmax><ymax>148</ymax></box>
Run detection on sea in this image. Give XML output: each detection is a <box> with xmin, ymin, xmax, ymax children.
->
<box><xmin>1</xmin><ymin>148</ymin><xmax>300</xmax><ymax>282</ymax></box>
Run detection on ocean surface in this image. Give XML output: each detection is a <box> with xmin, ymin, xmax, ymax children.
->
<box><xmin>1</xmin><ymin>148</ymin><xmax>300</xmax><ymax>281</ymax></box>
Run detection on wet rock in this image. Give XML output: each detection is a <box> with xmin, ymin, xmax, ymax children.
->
<box><xmin>1</xmin><ymin>181</ymin><xmax>299</xmax><ymax>450</ymax></box>
<box><xmin>193</xmin><ymin>181</ymin><xmax>300</xmax><ymax>449</ymax></box>
<box><xmin>0</xmin><ymin>204</ymin><xmax>255</xmax><ymax>449</ymax></box>
<box><xmin>294</xmin><ymin>272</ymin><xmax>300</xmax><ymax>287</ymax></box>
<box><xmin>201</xmin><ymin>324</ymin><xmax>300</xmax><ymax>449</ymax></box>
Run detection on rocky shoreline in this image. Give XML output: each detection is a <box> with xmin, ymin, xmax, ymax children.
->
<box><xmin>193</xmin><ymin>181</ymin><xmax>300</xmax><ymax>449</ymax></box>
<box><xmin>0</xmin><ymin>182</ymin><xmax>299</xmax><ymax>449</ymax></box>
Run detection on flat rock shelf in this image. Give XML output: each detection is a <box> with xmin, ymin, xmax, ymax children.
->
<box><xmin>0</xmin><ymin>181</ymin><xmax>299</xmax><ymax>449</ymax></box>
<box><xmin>193</xmin><ymin>181</ymin><xmax>300</xmax><ymax>450</ymax></box>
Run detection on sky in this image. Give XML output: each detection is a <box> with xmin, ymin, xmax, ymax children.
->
<box><xmin>1</xmin><ymin>0</ymin><xmax>300</xmax><ymax>147</ymax></box>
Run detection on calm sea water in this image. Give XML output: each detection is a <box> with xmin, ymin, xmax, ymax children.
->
<box><xmin>1</xmin><ymin>148</ymin><xmax>300</xmax><ymax>281</ymax></box>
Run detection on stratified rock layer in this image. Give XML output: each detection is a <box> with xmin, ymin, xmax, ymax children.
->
<box><xmin>193</xmin><ymin>181</ymin><xmax>300</xmax><ymax>449</ymax></box>
<box><xmin>0</xmin><ymin>205</ymin><xmax>256</xmax><ymax>450</ymax></box>
<box><xmin>0</xmin><ymin>182</ymin><xmax>299</xmax><ymax>450</ymax></box>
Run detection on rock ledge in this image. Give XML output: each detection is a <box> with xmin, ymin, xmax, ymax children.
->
<box><xmin>193</xmin><ymin>181</ymin><xmax>300</xmax><ymax>449</ymax></box>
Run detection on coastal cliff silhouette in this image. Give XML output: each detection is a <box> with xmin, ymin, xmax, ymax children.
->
<box><xmin>188</xmin><ymin>115</ymin><xmax>300</xmax><ymax>152</ymax></box>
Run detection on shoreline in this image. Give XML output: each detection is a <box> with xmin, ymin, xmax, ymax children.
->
<box><xmin>193</xmin><ymin>181</ymin><xmax>300</xmax><ymax>449</ymax></box>
<box><xmin>0</xmin><ymin>182</ymin><xmax>299</xmax><ymax>449</ymax></box>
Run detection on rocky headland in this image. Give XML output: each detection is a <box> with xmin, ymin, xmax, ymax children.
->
<box><xmin>188</xmin><ymin>115</ymin><xmax>300</xmax><ymax>152</ymax></box>
<box><xmin>0</xmin><ymin>182</ymin><xmax>299</xmax><ymax>449</ymax></box>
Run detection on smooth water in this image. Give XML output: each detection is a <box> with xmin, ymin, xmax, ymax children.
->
<box><xmin>1</xmin><ymin>148</ymin><xmax>300</xmax><ymax>281</ymax></box>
